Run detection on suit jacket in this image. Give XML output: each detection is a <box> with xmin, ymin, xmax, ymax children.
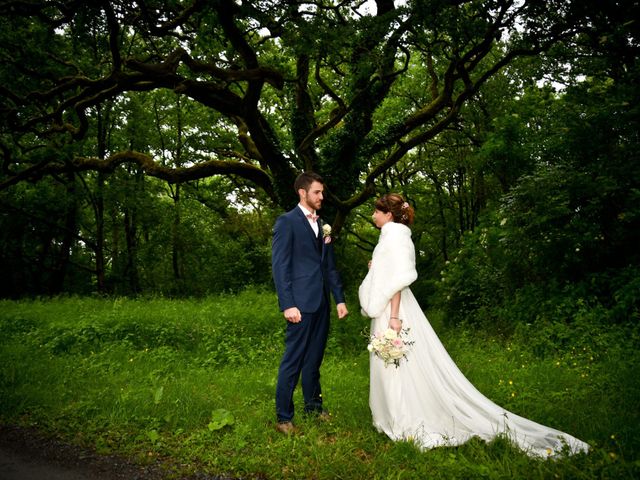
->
<box><xmin>272</xmin><ymin>206</ymin><xmax>345</xmax><ymax>313</ymax></box>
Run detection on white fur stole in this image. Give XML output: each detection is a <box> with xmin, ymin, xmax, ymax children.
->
<box><xmin>358</xmin><ymin>222</ymin><xmax>418</xmax><ymax>318</ymax></box>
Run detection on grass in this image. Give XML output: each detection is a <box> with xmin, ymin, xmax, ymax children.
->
<box><xmin>0</xmin><ymin>289</ymin><xmax>638</xmax><ymax>479</ymax></box>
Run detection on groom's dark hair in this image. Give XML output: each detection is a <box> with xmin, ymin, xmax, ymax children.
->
<box><xmin>294</xmin><ymin>171</ymin><xmax>324</xmax><ymax>192</ymax></box>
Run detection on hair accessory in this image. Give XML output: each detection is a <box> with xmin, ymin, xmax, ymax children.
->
<box><xmin>402</xmin><ymin>202</ymin><xmax>409</xmax><ymax>210</ymax></box>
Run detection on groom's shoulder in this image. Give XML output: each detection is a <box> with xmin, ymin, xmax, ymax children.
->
<box><xmin>274</xmin><ymin>208</ymin><xmax>299</xmax><ymax>228</ymax></box>
<box><xmin>280</xmin><ymin>207</ymin><xmax>301</xmax><ymax>220</ymax></box>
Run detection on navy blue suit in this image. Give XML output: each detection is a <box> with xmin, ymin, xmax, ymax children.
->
<box><xmin>272</xmin><ymin>206</ymin><xmax>345</xmax><ymax>422</ymax></box>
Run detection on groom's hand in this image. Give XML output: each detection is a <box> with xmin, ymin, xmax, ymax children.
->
<box><xmin>284</xmin><ymin>307</ymin><xmax>302</xmax><ymax>323</ymax></box>
<box><xmin>336</xmin><ymin>303</ymin><xmax>348</xmax><ymax>319</ymax></box>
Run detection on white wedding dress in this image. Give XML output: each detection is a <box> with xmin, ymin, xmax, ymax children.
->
<box><xmin>359</xmin><ymin>222</ymin><xmax>589</xmax><ymax>457</ymax></box>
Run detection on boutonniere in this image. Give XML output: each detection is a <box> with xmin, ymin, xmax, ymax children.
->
<box><xmin>322</xmin><ymin>224</ymin><xmax>332</xmax><ymax>244</ymax></box>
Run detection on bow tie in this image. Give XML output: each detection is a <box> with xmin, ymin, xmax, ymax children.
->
<box><xmin>306</xmin><ymin>213</ymin><xmax>319</xmax><ymax>222</ymax></box>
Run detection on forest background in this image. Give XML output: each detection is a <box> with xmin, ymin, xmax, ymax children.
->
<box><xmin>0</xmin><ymin>0</ymin><xmax>639</xmax><ymax>478</ymax></box>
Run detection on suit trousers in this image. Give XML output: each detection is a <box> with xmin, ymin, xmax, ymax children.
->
<box><xmin>275</xmin><ymin>294</ymin><xmax>330</xmax><ymax>422</ymax></box>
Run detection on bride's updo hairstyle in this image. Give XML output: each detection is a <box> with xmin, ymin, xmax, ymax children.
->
<box><xmin>375</xmin><ymin>193</ymin><xmax>415</xmax><ymax>225</ymax></box>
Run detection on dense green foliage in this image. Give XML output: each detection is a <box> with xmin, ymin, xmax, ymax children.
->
<box><xmin>1</xmin><ymin>0</ymin><xmax>638</xmax><ymax>315</ymax></box>
<box><xmin>0</xmin><ymin>292</ymin><xmax>638</xmax><ymax>479</ymax></box>
<box><xmin>433</xmin><ymin>70</ymin><xmax>640</xmax><ymax>330</ymax></box>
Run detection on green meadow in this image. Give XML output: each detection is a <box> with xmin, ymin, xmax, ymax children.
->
<box><xmin>1</xmin><ymin>290</ymin><xmax>638</xmax><ymax>479</ymax></box>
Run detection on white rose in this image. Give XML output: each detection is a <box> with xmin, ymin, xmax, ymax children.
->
<box><xmin>384</xmin><ymin>328</ymin><xmax>398</xmax><ymax>340</ymax></box>
<box><xmin>322</xmin><ymin>224</ymin><xmax>332</xmax><ymax>236</ymax></box>
<box><xmin>389</xmin><ymin>349</ymin><xmax>406</xmax><ymax>359</ymax></box>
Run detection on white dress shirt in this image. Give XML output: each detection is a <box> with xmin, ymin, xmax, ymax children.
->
<box><xmin>298</xmin><ymin>204</ymin><xmax>319</xmax><ymax>236</ymax></box>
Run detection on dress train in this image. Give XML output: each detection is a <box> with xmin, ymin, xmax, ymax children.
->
<box><xmin>369</xmin><ymin>288</ymin><xmax>589</xmax><ymax>457</ymax></box>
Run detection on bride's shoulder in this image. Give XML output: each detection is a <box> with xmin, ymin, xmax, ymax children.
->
<box><xmin>381</xmin><ymin>222</ymin><xmax>412</xmax><ymax>239</ymax></box>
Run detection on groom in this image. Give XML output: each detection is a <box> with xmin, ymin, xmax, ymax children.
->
<box><xmin>271</xmin><ymin>171</ymin><xmax>348</xmax><ymax>434</ymax></box>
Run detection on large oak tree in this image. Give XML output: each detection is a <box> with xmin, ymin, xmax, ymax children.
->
<box><xmin>0</xmin><ymin>0</ymin><xmax>629</xmax><ymax>231</ymax></box>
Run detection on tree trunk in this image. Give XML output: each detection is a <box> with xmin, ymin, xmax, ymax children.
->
<box><xmin>427</xmin><ymin>163</ymin><xmax>449</xmax><ymax>262</ymax></box>
<box><xmin>94</xmin><ymin>102</ymin><xmax>110</xmax><ymax>294</ymax></box>
<box><xmin>123</xmin><ymin>206</ymin><xmax>140</xmax><ymax>294</ymax></box>
<box><xmin>173</xmin><ymin>97</ymin><xmax>184</xmax><ymax>284</ymax></box>
<box><xmin>48</xmin><ymin>173</ymin><xmax>77</xmax><ymax>294</ymax></box>
<box><xmin>172</xmin><ymin>183</ymin><xmax>183</xmax><ymax>282</ymax></box>
<box><xmin>94</xmin><ymin>173</ymin><xmax>106</xmax><ymax>293</ymax></box>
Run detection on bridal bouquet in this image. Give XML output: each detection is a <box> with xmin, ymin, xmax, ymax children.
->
<box><xmin>368</xmin><ymin>328</ymin><xmax>414</xmax><ymax>368</ymax></box>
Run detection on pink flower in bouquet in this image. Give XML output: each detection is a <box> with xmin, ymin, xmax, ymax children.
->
<box><xmin>368</xmin><ymin>328</ymin><xmax>414</xmax><ymax>368</ymax></box>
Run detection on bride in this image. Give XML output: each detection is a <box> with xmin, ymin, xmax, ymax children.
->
<box><xmin>358</xmin><ymin>193</ymin><xmax>589</xmax><ymax>457</ymax></box>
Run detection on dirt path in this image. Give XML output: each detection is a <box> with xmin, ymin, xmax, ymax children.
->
<box><xmin>0</xmin><ymin>425</ymin><xmax>221</xmax><ymax>480</ymax></box>
<box><xmin>0</xmin><ymin>445</ymin><xmax>130</xmax><ymax>480</ymax></box>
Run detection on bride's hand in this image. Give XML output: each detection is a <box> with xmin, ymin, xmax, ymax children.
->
<box><xmin>389</xmin><ymin>317</ymin><xmax>402</xmax><ymax>333</ymax></box>
<box><xmin>368</xmin><ymin>260</ymin><xmax>372</xmax><ymax>269</ymax></box>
